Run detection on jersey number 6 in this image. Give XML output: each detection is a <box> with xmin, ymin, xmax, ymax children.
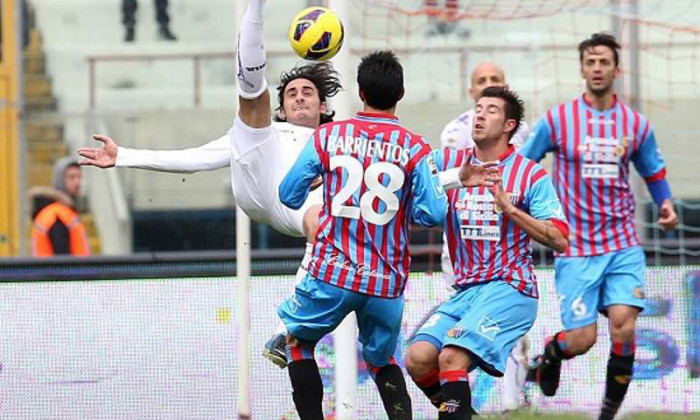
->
<box><xmin>330</xmin><ymin>155</ymin><xmax>405</xmax><ymax>226</ymax></box>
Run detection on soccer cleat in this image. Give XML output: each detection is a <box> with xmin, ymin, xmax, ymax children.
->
<box><xmin>262</xmin><ymin>332</ymin><xmax>288</xmax><ymax>369</ymax></box>
<box><xmin>530</xmin><ymin>354</ymin><xmax>561</xmax><ymax>397</ymax></box>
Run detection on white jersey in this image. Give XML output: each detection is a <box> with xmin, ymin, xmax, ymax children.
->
<box><xmin>440</xmin><ymin>109</ymin><xmax>531</xmax><ymax>151</ymax></box>
<box><xmin>116</xmin><ymin>120</ymin><xmax>322</xmax><ymax>238</ymax></box>
<box><xmin>439</xmin><ymin>108</ymin><xmax>531</xmax><ymax>281</ymax></box>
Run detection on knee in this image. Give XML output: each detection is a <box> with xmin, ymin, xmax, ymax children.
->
<box><xmin>609</xmin><ymin>319</ymin><xmax>636</xmax><ymax>342</ymax></box>
<box><xmin>405</xmin><ymin>343</ymin><xmax>438</xmax><ymax>378</ymax></box>
<box><xmin>438</xmin><ymin>346</ymin><xmax>471</xmax><ymax>372</ymax></box>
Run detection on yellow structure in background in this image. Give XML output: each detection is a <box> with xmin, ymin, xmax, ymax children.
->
<box><xmin>0</xmin><ymin>0</ymin><xmax>21</xmax><ymax>256</ymax></box>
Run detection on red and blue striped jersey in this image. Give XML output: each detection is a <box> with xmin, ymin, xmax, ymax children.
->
<box><xmin>434</xmin><ymin>146</ymin><xmax>567</xmax><ymax>298</ymax></box>
<box><xmin>520</xmin><ymin>95</ymin><xmax>667</xmax><ymax>257</ymax></box>
<box><xmin>280</xmin><ymin>112</ymin><xmax>447</xmax><ymax>298</ymax></box>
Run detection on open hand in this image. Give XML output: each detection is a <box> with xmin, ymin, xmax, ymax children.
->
<box><xmin>77</xmin><ymin>135</ymin><xmax>118</xmax><ymax>168</ymax></box>
<box><xmin>458</xmin><ymin>152</ymin><xmax>500</xmax><ymax>188</ymax></box>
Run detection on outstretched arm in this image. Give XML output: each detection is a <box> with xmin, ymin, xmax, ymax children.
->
<box><xmin>237</xmin><ymin>0</ymin><xmax>271</xmax><ymax>129</ymax></box>
<box><xmin>77</xmin><ymin>134</ymin><xmax>230</xmax><ymax>173</ymax></box>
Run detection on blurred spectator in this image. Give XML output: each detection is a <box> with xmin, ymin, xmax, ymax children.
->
<box><xmin>424</xmin><ymin>0</ymin><xmax>470</xmax><ymax>38</ymax></box>
<box><xmin>29</xmin><ymin>157</ymin><xmax>90</xmax><ymax>257</ymax></box>
<box><xmin>123</xmin><ymin>0</ymin><xmax>177</xmax><ymax>42</ymax></box>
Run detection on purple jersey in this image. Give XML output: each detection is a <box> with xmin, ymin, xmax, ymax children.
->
<box><xmin>280</xmin><ymin>113</ymin><xmax>447</xmax><ymax>298</ymax></box>
<box><xmin>434</xmin><ymin>146</ymin><xmax>567</xmax><ymax>298</ymax></box>
<box><xmin>521</xmin><ymin>95</ymin><xmax>667</xmax><ymax>257</ymax></box>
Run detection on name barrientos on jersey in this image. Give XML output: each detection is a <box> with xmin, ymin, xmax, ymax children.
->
<box><xmin>326</xmin><ymin>135</ymin><xmax>410</xmax><ymax>165</ymax></box>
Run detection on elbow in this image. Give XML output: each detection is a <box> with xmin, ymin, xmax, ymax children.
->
<box><xmin>554</xmin><ymin>238</ymin><xmax>569</xmax><ymax>253</ymax></box>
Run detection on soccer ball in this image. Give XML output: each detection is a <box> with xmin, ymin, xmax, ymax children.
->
<box><xmin>288</xmin><ymin>6</ymin><xmax>344</xmax><ymax>61</ymax></box>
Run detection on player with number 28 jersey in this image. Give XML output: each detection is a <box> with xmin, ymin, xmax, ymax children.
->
<box><xmin>277</xmin><ymin>51</ymin><xmax>448</xmax><ymax>420</ymax></box>
<box><xmin>280</xmin><ymin>112</ymin><xmax>446</xmax><ymax>298</ymax></box>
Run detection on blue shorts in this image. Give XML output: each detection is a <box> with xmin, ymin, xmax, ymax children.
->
<box><xmin>411</xmin><ymin>281</ymin><xmax>537</xmax><ymax>376</ymax></box>
<box><xmin>555</xmin><ymin>245</ymin><xmax>646</xmax><ymax>330</ymax></box>
<box><xmin>277</xmin><ymin>273</ymin><xmax>404</xmax><ymax>367</ymax></box>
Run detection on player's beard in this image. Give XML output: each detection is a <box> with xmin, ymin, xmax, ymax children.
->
<box><xmin>587</xmin><ymin>79</ymin><xmax>614</xmax><ymax>97</ymax></box>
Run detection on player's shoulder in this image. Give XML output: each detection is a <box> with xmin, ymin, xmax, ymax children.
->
<box><xmin>616</xmin><ymin>100</ymin><xmax>651</xmax><ymax>126</ymax></box>
<box><xmin>433</xmin><ymin>146</ymin><xmax>472</xmax><ymax>167</ymax></box>
<box><xmin>540</xmin><ymin>96</ymin><xmax>580</xmax><ymax>125</ymax></box>
<box><xmin>511</xmin><ymin>153</ymin><xmax>548</xmax><ymax>181</ymax></box>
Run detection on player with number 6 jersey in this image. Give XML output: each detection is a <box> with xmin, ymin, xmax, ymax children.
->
<box><xmin>522</xmin><ymin>33</ymin><xmax>678</xmax><ymax>420</ymax></box>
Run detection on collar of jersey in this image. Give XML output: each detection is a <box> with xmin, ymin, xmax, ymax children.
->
<box><xmin>471</xmin><ymin>145</ymin><xmax>516</xmax><ymax>165</ymax></box>
<box><xmin>580</xmin><ymin>93</ymin><xmax>618</xmax><ymax>113</ymax></box>
<box><xmin>354</xmin><ymin>112</ymin><xmax>400</xmax><ymax>124</ymax></box>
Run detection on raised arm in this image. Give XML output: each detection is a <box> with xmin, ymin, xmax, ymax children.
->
<box><xmin>77</xmin><ymin>134</ymin><xmax>230</xmax><ymax>173</ymax></box>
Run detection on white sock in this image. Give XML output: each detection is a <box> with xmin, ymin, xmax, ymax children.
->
<box><xmin>237</xmin><ymin>0</ymin><xmax>268</xmax><ymax>99</ymax></box>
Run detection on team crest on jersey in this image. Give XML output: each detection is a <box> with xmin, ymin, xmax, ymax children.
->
<box><xmin>634</xmin><ymin>287</ymin><xmax>645</xmax><ymax>299</ymax></box>
<box><xmin>616</xmin><ymin>136</ymin><xmax>630</xmax><ymax>157</ymax></box>
<box><xmin>447</xmin><ymin>326</ymin><xmax>465</xmax><ymax>339</ymax></box>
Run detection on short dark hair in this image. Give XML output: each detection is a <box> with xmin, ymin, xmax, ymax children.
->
<box><xmin>477</xmin><ymin>86</ymin><xmax>524</xmax><ymax>139</ymax></box>
<box><xmin>357</xmin><ymin>50</ymin><xmax>404</xmax><ymax>110</ymax></box>
<box><xmin>275</xmin><ymin>61</ymin><xmax>342</xmax><ymax>124</ymax></box>
<box><xmin>578</xmin><ymin>32</ymin><xmax>621</xmax><ymax>66</ymax></box>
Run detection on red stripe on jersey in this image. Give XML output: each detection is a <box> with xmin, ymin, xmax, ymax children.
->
<box><xmin>392</xmin><ymin>195</ymin><xmax>408</xmax><ymax>297</ymax></box>
<box><xmin>314</xmin><ymin>130</ymin><xmax>328</xmax><ymax>170</ymax></box>
<box><xmin>584</xmin><ymin>109</ymin><xmax>597</xmax><ymax>255</ymax></box>
<box><xmin>597</xmin><ymin>114</ymin><xmax>611</xmax><ymax>254</ymax></box>
<box><xmin>502</xmin><ymin>156</ymin><xmax>524</xmax><ymax>270</ymax></box>
<box><xmin>624</xmin><ymin>107</ymin><xmax>640</xmax><ymax>245</ymax></box>
<box><xmin>530</xmin><ymin>167</ymin><xmax>546</xmax><ymax>185</ymax></box>
<box><xmin>546</xmin><ymin>110</ymin><xmax>557</xmax><ymax>147</ymax></box>
<box><xmin>513</xmin><ymin>159</ymin><xmax>535</xmax><ymax>263</ymax></box>
<box><xmin>609</xmin><ymin>111</ymin><xmax>623</xmax><ymax>250</ymax></box>
<box><xmin>565</xmin><ymin>101</ymin><xmax>578</xmax><ymax>256</ymax></box>
<box><xmin>549</xmin><ymin>218</ymin><xmax>570</xmax><ymax>239</ymax></box>
<box><xmin>517</xmin><ymin>267</ymin><xmax>527</xmax><ymax>292</ymax></box>
<box><xmin>639</xmin><ymin>119</ymin><xmax>650</xmax><ymax>149</ymax></box>
<box><xmin>644</xmin><ymin>168</ymin><xmax>667</xmax><ymax>183</ymax></box>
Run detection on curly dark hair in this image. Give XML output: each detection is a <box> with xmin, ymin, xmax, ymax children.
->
<box><xmin>478</xmin><ymin>86</ymin><xmax>525</xmax><ymax>140</ymax></box>
<box><xmin>579</xmin><ymin>32</ymin><xmax>621</xmax><ymax>66</ymax></box>
<box><xmin>274</xmin><ymin>61</ymin><xmax>343</xmax><ymax>125</ymax></box>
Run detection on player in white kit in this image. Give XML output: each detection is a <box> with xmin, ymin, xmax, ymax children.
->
<box><xmin>77</xmin><ymin>0</ymin><xmax>341</xmax><ymax>368</ymax></box>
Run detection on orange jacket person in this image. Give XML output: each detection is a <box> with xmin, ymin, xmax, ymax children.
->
<box><xmin>30</xmin><ymin>158</ymin><xmax>90</xmax><ymax>257</ymax></box>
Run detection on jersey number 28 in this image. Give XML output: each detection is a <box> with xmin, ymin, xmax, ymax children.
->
<box><xmin>330</xmin><ymin>156</ymin><xmax>405</xmax><ymax>226</ymax></box>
